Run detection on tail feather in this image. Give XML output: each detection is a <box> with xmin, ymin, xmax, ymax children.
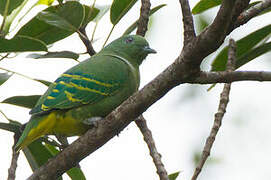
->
<box><xmin>15</xmin><ymin>114</ymin><xmax>53</xmax><ymax>152</ymax></box>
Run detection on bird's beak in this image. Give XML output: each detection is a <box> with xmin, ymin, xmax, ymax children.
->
<box><xmin>143</xmin><ymin>46</ymin><xmax>157</xmax><ymax>54</ymax></box>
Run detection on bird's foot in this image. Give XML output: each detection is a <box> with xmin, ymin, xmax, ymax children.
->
<box><xmin>82</xmin><ymin>116</ymin><xmax>103</xmax><ymax>128</ymax></box>
<box><xmin>55</xmin><ymin>135</ymin><xmax>69</xmax><ymax>150</ymax></box>
<box><xmin>41</xmin><ymin>136</ymin><xmax>63</xmax><ymax>149</ymax></box>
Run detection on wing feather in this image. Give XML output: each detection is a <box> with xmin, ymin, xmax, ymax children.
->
<box><xmin>30</xmin><ymin>55</ymin><xmax>128</xmax><ymax>115</ymax></box>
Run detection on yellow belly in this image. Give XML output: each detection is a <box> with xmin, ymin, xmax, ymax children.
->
<box><xmin>19</xmin><ymin>111</ymin><xmax>89</xmax><ymax>151</ymax></box>
<box><xmin>52</xmin><ymin>111</ymin><xmax>89</xmax><ymax>136</ymax></box>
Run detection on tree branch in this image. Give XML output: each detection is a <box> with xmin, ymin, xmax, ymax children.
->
<box><xmin>136</xmin><ymin>0</ymin><xmax>151</xmax><ymax>36</ymax></box>
<box><xmin>181</xmin><ymin>0</ymin><xmax>237</xmax><ymax>71</ymax></box>
<box><xmin>8</xmin><ymin>135</ymin><xmax>20</xmax><ymax>180</ymax></box>
<box><xmin>186</xmin><ymin>71</ymin><xmax>271</xmax><ymax>84</ymax></box>
<box><xmin>78</xmin><ymin>27</ymin><xmax>96</xmax><ymax>56</ymax></box>
<box><xmin>135</xmin><ymin>1</ymin><xmax>169</xmax><ymax>179</ymax></box>
<box><xmin>191</xmin><ymin>39</ymin><xmax>236</xmax><ymax>180</ymax></box>
<box><xmin>196</xmin><ymin>0</ymin><xmax>236</xmax><ymax>58</ymax></box>
<box><xmin>135</xmin><ymin>116</ymin><xmax>169</xmax><ymax>180</ymax></box>
<box><xmin>234</xmin><ymin>0</ymin><xmax>271</xmax><ymax>29</ymax></box>
<box><xmin>179</xmin><ymin>0</ymin><xmax>196</xmax><ymax>45</ymax></box>
<box><xmin>231</xmin><ymin>0</ymin><xmax>250</xmax><ymax>25</ymax></box>
<box><xmin>28</xmin><ymin>1</ymin><xmax>243</xmax><ymax>179</ymax></box>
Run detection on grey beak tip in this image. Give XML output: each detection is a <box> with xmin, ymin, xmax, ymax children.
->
<box><xmin>144</xmin><ymin>46</ymin><xmax>157</xmax><ymax>54</ymax></box>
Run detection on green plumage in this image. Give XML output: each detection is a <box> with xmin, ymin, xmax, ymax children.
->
<box><xmin>15</xmin><ymin>35</ymin><xmax>156</xmax><ymax>151</ymax></box>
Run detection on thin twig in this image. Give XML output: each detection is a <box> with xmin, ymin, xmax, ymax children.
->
<box><xmin>0</xmin><ymin>66</ymin><xmax>49</xmax><ymax>86</ymax></box>
<box><xmin>77</xmin><ymin>0</ymin><xmax>97</xmax><ymax>56</ymax></box>
<box><xmin>191</xmin><ymin>39</ymin><xmax>236</xmax><ymax>180</ymax></box>
<box><xmin>136</xmin><ymin>1</ymin><xmax>168</xmax><ymax>179</ymax></box>
<box><xmin>78</xmin><ymin>27</ymin><xmax>96</xmax><ymax>56</ymax></box>
<box><xmin>185</xmin><ymin>71</ymin><xmax>271</xmax><ymax>84</ymax></box>
<box><xmin>226</xmin><ymin>39</ymin><xmax>236</xmax><ymax>71</ymax></box>
<box><xmin>0</xmin><ymin>109</ymin><xmax>10</xmax><ymax>121</ymax></box>
<box><xmin>135</xmin><ymin>1</ymin><xmax>168</xmax><ymax>178</ymax></box>
<box><xmin>179</xmin><ymin>0</ymin><xmax>196</xmax><ymax>44</ymax></box>
<box><xmin>8</xmin><ymin>134</ymin><xmax>20</xmax><ymax>180</ymax></box>
<box><xmin>230</xmin><ymin>0</ymin><xmax>250</xmax><ymax>27</ymax></box>
<box><xmin>85</xmin><ymin>0</ymin><xmax>97</xmax><ymax>25</ymax></box>
<box><xmin>135</xmin><ymin>116</ymin><xmax>169</xmax><ymax>180</ymax></box>
<box><xmin>0</xmin><ymin>53</ymin><xmax>10</xmax><ymax>61</ymax></box>
<box><xmin>102</xmin><ymin>25</ymin><xmax>115</xmax><ymax>48</ymax></box>
<box><xmin>91</xmin><ymin>22</ymin><xmax>98</xmax><ymax>42</ymax></box>
<box><xmin>136</xmin><ymin>0</ymin><xmax>151</xmax><ymax>36</ymax></box>
<box><xmin>234</xmin><ymin>0</ymin><xmax>271</xmax><ymax>29</ymax></box>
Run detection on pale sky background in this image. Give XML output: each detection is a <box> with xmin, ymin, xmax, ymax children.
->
<box><xmin>0</xmin><ymin>0</ymin><xmax>271</xmax><ymax>180</ymax></box>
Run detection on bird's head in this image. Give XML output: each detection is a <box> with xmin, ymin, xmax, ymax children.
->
<box><xmin>102</xmin><ymin>35</ymin><xmax>156</xmax><ymax>66</ymax></box>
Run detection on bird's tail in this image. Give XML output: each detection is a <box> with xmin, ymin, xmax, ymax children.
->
<box><xmin>15</xmin><ymin>113</ymin><xmax>53</xmax><ymax>152</ymax></box>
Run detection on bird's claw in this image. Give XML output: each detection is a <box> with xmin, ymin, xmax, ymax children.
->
<box><xmin>83</xmin><ymin>116</ymin><xmax>102</xmax><ymax>128</ymax></box>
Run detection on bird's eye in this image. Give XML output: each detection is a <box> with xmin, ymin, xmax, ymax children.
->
<box><xmin>125</xmin><ymin>37</ymin><xmax>134</xmax><ymax>44</ymax></box>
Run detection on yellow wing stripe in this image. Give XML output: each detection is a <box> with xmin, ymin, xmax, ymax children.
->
<box><xmin>47</xmin><ymin>96</ymin><xmax>55</xmax><ymax>100</ymax></box>
<box><xmin>59</xmin><ymin>81</ymin><xmax>73</xmax><ymax>87</ymax></box>
<box><xmin>64</xmin><ymin>91</ymin><xmax>82</xmax><ymax>102</ymax></box>
<box><xmin>62</xmin><ymin>74</ymin><xmax>114</xmax><ymax>87</ymax></box>
<box><xmin>52</xmin><ymin>89</ymin><xmax>59</xmax><ymax>93</ymax></box>
<box><xmin>59</xmin><ymin>80</ymin><xmax>109</xmax><ymax>96</ymax></box>
<box><xmin>41</xmin><ymin>104</ymin><xmax>49</xmax><ymax>111</ymax></box>
<box><xmin>69</xmin><ymin>82</ymin><xmax>109</xmax><ymax>96</ymax></box>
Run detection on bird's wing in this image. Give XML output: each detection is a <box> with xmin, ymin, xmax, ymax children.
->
<box><xmin>30</xmin><ymin>55</ymin><xmax>130</xmax><ymax>115</ymax></box>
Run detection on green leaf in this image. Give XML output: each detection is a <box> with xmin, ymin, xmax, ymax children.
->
<box><xmin>22</xmin><ymin>140</ymin><xmax>57</xmax><ymax>174</ymax></box>
<box><xmin>23</xmin><ymin>139</ymin><xmax>52</xmax><ymax>170</ymax></box>
<box><xmin>236</xmin><ymin>42</ymin><xmax>271</xmax><ymax>68</ymax></box>
<box><xmin>45</xmin><ymin>143</ymin><xmax>86</xmax><ymax>180</ymax></box>
<box><xmin>35</xmin><ymin>79</ymin><xmax>52</xmax><ymax>86</ymax></box>
<box><xmin>2</xmin><ymin>0</ymin><xmax>29</xmax><ymax>34</ymax></box>
<box><xmin>211</xmin><ymin>24</ymin><xmax>271</xmax><ymax>71</ymax></box>
<box><xmin>66</xmin><ymin>167</ymin><xmax>86</xmax><ymax>180</ymax></box>
<box><xmin>23</xmin><ymin>139</ymin><xmax>84</xmax><ymax>180</ymax></box>
<box><xmin>36</xmin><ymin>11</ymin><xmax>77</xmax><ymax>31</ymax></box>
<box><xmin>110</xmin><ymin>0</ymin><xmax>138</xmax><ymax>25</ymax></box>
<box><xmin>195</xmin><ymin>14</ymin><xmax>210</xmax><ymax>34</ymax></box>
<box><xmin>0</xmin><ymin>0</ymin><xmax>24</xmax><ymax>15</ymax></box>
<box><xmin>0</xmin><ymin>73</ymin><xmax>12</xmax><ymax>86</ymax></box>
<box><xmin>168</xmin><ymin>171</ymin><xmax>180</xmax><ymax>180</ymax></box>
<box><xmin>23</xmin><ymin>140</ymin><xmax>63</xmax><ymax>180</ymax></box>
<box><xmin>81</xmin><ymin>5</ymin><xmax>100</xmax><ymax>27</ymax></box>
<box><xmin>123</xmin><ymin>4</ymin><xmax>166</xmax><ymax>35</ymax></box>
<box><xmin>0</xmin><ymin>122</ymin><xmax>21</xmax><ymax>133</ymax></box>
<box><xmin>2</xmin><ymin>95</ymin><xmax>41</xmax><ymax>109</ymax></box>
<box><xmin>28</xmin><ymin>51</ymin><xmax>79</xmax><ymax>60</ymax></box>
<box><xmin>93</xmin><ymin>5</ymin><xmax>110</xmax><ymax>22</ymax></box>
<box><xmin>192</xmin><ymin>0</ymin><xmax>221</xmax><ymax>15</ymax></box>
<box><xmin>15</xmin><ymin>1</ymin><xmax>84</xmax><ymax>45</ymax></box>
<box><xmin>0</xmin><ymin>36</ymin><xmax>47</xmax><ymax>53</ymax></box>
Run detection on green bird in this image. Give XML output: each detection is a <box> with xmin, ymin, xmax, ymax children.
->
<box><xmin>15</xmin><ymin>35</ymin><xmax>156</xmax><ymax>151</ymax></box>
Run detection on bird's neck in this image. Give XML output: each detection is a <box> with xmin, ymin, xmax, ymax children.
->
<box><xmin>99</xmin><ymin>52</ymin><xmax>140</xmax><ymax>89</ymax></box>
<box><xmin>100</xmin><ymin>49</ymin><xmax>139</xmax><ymax>68</ymax></box>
